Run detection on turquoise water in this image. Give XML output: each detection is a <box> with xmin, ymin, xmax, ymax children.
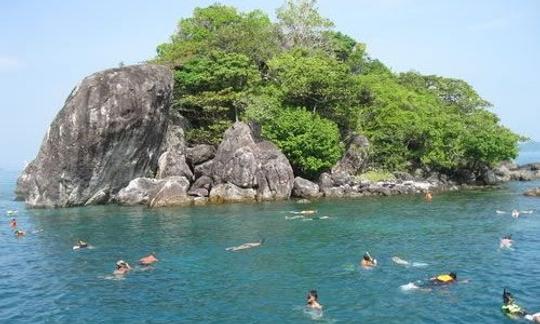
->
<box><xmin>1</xmin><ymin>149</ymin><xmax>540</xmax><ymax>322</ymax></box>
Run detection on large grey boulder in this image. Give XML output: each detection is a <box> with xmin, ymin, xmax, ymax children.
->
<box><xmin>117</xmin><ymin>176</ymin><xmax>192</xmax><ymax>207</ymax></box>
<box><xmin>194</xmin><ymin>160</ymin><xmax>214</xmax><ymax>178</ymax></box>
<box><xmin>292</xmin><ymin>177</ymin><xmax>321</xmax><ymax>199</ymax></box>
<box><xmin>16</xmin><ymin>64</ymin><xmax>173</xmax><ymax>208</ymax></box>
<box><xmin>149</xmin><ymin>176</ymin><xmax>192</xmax><ymax>208</ymax></box>
<box><xmin>209</xmin><ymin>183</ymin><xmax>257</xmax><ymax>203</ymax></box>
<box><xmin>210</xmin><ymin>122</ymin><xmax>294</xmax><ymax>201</ymax></box>
<box><xmin>188</xmin><ymin>175</ymin><xmax>212</xmax><ymax>197</ymax></box>
<box><xmin>116</xmin><ymin>177</ymin><xmax>163</xmax><ymax>206</ymax></box>
<box><xmin>186</xmin><ymin>144</ymin><xmax>216</xmax><ymax>166</ymax></box>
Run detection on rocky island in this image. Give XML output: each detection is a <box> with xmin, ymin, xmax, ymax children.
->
<box><xmin>15</xmin><ymin>2</ymin><xmax>538</xmax><ymax>208</ymax></box>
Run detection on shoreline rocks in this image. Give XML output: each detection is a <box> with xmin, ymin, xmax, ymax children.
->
<box><xmin>14</xmin><ymin>64</ymin><xmax>540</xmax><ymax>209</ymax></box>
<box><xmin>524</xmin><ymin>187</ymin><xmax>540</xmax><ymax>197</ymax></box>
<box><xmin>16</xmin><ymin>64</ymin><xmax>173</xmax><ymax>208</ymax></box>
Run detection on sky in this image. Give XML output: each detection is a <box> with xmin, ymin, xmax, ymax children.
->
<box><xmin>0</xmin><ymin>0</ymin><xmax>538</xmax><ymax>171</ymax></box>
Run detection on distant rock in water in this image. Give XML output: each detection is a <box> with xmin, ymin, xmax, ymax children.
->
<box><xmin>16</xmin><ymin>64</ymin><xmax>173</xmax><ymax>208</ymax></box>
<box><xmin>524</xmin><ymin>187</ymin><xmax>540</xmax><ymax>197</ymax></box>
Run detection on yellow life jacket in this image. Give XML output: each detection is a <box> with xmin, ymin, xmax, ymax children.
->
<box><xmin>502</xmin><ymin>303</ymin><xmax>522</xmax><ymax>314</ymax></box>
<box><xmin>436</xmin><ymin>274</ymin><xmax>454</xmax><ymax>282</ymax></box>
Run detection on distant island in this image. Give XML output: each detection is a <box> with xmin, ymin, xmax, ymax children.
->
<box><xmin>15</xmin><ymin>1</ymin><xmax>538</xmax><ymax>208</ymax></box>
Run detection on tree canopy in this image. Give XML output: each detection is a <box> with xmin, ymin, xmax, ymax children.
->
<box><xmin>154</xmin><ymin>0</ymin><xmax>521</xmax><ymax>178</ymax></box>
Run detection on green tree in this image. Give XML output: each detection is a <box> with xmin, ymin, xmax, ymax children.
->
<box><xmin>398</xmin><ymin>72</ymin><xmax>491</xmax><ymax>112</ymax></box>
<box><xmin>156</xmin><ymin>5</ymin><xmax>279</xmax><ymax>66</ymax></box>
<box><xmin>268</xmin><ymin>49</ymin><xmax>359</xmax><ymax>128</ymax></box>
<box><xmin>276</xmin><ymin>0</ymin><xmax>334</xmax><ymax>49</ymax></box>
<box><xmin>175</xmin><ymin>51</ymin><xmax>261</xmax><ymax>144</ymax></box>
<box><xmin>262</xmin><ymin>108</ymin><xmax>343</xmax><ymax>179</ymax></box>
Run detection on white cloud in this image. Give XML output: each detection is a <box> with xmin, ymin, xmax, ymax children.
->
<box><xmin>0</xmin><ymin>56</ymin><xmax>25</xmax><ymax>71</ymax></box>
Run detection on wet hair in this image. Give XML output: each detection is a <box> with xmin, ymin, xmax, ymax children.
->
<box><xmin>307</xmin><ymin>290</ymin><xmax>318</xmax><ymax>301</ymax></box>
<box><xmin>503</xmin><ymin>289</ymin><xmax>513</xmax><ymax>304</ymax></box>
<box><xmin>449</xmin><ymin>272</ymin><xmax>457</xmax><ymax>279</ymax></box>
<box><xmin>363</xmin><ymin>254</ymin><xmax>372</xmax><ymax>261</ymax></box>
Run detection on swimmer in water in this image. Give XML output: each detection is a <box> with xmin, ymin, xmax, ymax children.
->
<box><xmin>290</xmin><ymin>210</ymin><xmax>317</xmax><ymax>216</ymax></box>
<box><xmin>9</xmin><ymin>218</ymin><xmax>16</xmax><ymax>228</ymax></box>
<box><xmin>74</xmin><ymin>240</ymin><xmax>89</xmax><ymax>250</ymax></box>
<box><xmin>113</xmin><ymin>260</ymin><xmax>132</xmax><ymax>275</ymax></box>
<box><xmin>14</xmin><ymin>229</ymin><xmax>25</xmax><ymax>237</ymax></box>
<box><xmin>425</xmin><ymin>191</ymin><xmax>433</xmax><ymax>201</ymax></box>
<box><xmin>306</xmin><ymin>290</ymin><xmax>322</xmax><ymax>310</ymax></box>
<box><xmin>360</xmin><ymin>252</ymin><xmax>377</xmax><ymax>268</ymax></box>
<box><xmin>139</xmin><ymin>253</ymin><xmax>159</xmax><ymax>266</ymax></box>
<box><xmin>226</xmin><ymin>239</ymin><xmax>265</xmax><ymax>252</ymax></box>
<box><xmin>500</xmin><ymin>235</ymin><xmax>513</xmax><ymax>249</ymax></box>
<box><xmin>429</xmin><ymin>272</ymin><xmax>457</xmax><ymax>285</ymax></box>
<box><xmin>502</xmin><ymin>289</ymin><xmax>540</xmax><ymax>322</ymax></box>
<box><xmin>392</xmin><ymin>256</ymin><xmax>410</xmax><ymax>266</ymax></box>
<box><xmin>512</xmin><ymin>209</ymin><xmax>520</xmax><ymax>219</ymax></box>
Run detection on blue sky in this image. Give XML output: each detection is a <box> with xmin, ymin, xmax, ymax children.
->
<box><xmin>0</xmin><ymin>0</ymin><xmax>538</xmax><ymax>170</ymax></box>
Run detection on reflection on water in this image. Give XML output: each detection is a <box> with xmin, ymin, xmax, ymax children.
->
<box><xmin>1</xmin><ymin>169</ymin><xmax>540</xmax><ymax>322</ymax></box>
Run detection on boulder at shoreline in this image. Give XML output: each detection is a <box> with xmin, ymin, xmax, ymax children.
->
<box><xmin>16</xmin><ymin>64</ymin><xmax>173</xmax><ymax>208</ymax></box>
<box><xmin>524</xmin><ymin>187</ymin><xmax>540</xmax><ymax>197</ymax></box>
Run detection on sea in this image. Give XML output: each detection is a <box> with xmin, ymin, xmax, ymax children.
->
<box><xmin>0</xmin><ymin>142</ymin><xmax>539</xmax><ymax>323</ymax></box>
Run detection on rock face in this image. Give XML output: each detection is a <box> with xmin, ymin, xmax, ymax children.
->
<box><xmin>524</xmin><ymin>187</ymin><xmax>540</xmax><ymax>197</ymax></box>
<box><xmin>116</xmin><ymin>176</ymin><xmax>192</xmax><ymax>207</ymax></box>
<box><xmin>209</xmin><ymin>122</ymin><xmax>294</xmax><ymax>202</ymax></box>
<box><xmin>156</xmin><ymin>123</ymin><xmax>193</xmax><ymax>180</ymax></box>
<box><xmin>186</xmin><ymin>144</ymin><xmax>215</xmax><ymax>166</ymax></box>
<box><xmin>292</xmin><ymin>177</ymin><xmax>321</xmax><ymax>199</ymax></box>
<box><xmin>16</xmin><ymin>64</ymin><xmax>173</xmax><ymax>207</ymax></box>
<box><xmin>331</xmin><ymin>134</ymin><xmax>370</xmax><ymax>175</ymax></box>
<box><xmin>149</xmin><ymin>176</ymin><xmax>192</xmax><ymax>208</ymax></box>
<box><xmin>209</xmin><ymin>183</ymin><xmax>256</xmax><ymax>203</ymax></box>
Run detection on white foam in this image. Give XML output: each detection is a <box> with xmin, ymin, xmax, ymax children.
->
<box><xmin>411</xmin><ymin>262</ymin><xmax>428</xmax><ymax>267</ymax></box>
<box><xmin>392</xmin><ymin>256</ymin><xmax>410</xmax><ymax>266</ymax></box>
<box><xmin>400</xmin><ymin>282</ymin><xmax>419</xmax><ymax>291</ymax></box>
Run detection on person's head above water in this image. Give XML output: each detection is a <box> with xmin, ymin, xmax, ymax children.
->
<box><xmin>449</xmin><ymin>272</ymin><xmax>457</xmax><ymax>280</ymax></box>
<box><xmin>116</xmin><ymin>260</ymin><xmax>128</xmax><ymax>269</ymax></box>
<box><xmin>307</xmin><ymin>290</ymin><xmax>318</xmax><ymax>302</ymax></box>
<box><xmin>503</xmin><ymin>289</ymin><xmax>515</xmax><ymax>304</ymax></box>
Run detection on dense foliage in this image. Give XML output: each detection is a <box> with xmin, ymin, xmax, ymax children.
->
<box><xmin>262</xmin><ymin>108</ymin><xmax>343</xmax><ymax>178</ymax></box>
<box><xmin>154</xmin><ymin>0</ymin><xmax>521</xmax><ymax>178</ymax></box>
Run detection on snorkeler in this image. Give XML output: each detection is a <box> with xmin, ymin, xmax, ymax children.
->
<box><xmin>502</xmin><ymin>289</ymin><xmax>540</xmax><ymax>322</ymax></box>
<box><xmin>512</xmin><ymin>209</ymin><xmax>520</xmax><ymax>218</ymax></box>
<box><xmin>360</xmin><ymin>252</ymin><xmax>377</xmax><ymax>268</ymax></box>
<box><xmin>113</xmin><ymin>260</ymin><xmax>132</xmax><ymax>275</ymax></box>
<box><xmin>500</xmin><ymin>235</ymin><xmax>513</xmax><ymax>249</ymax></box>
<box><xmin>392</xmin><ymin>256</ymin><xmax>410</xmax><ymax>266</ymax></box>
<box><xmin>306</xmin><ymin>290</ymin><xmax>323</xmax><ymax>310</ymax></box>
<box><xmin>226</xmin><ymin>239</ymin><xmax>265</xmax><ymax>252</ymax></box>
<box><xmin>425</xmin><ymin>191</ymin><xmax>433</xmax><ymax>201</ymax></box>
<box><xmin>9</xmin><ymin>218</ymin><xmax>16</xmax><ymax>228</ymax></box>
<box><xmin>430</xmin><ymin>272</ymin><xmax>457</xmax><ymax>284</ymax></box>
<box><xmin>290</xmin><ymin>210</ymin><xmax>317</xmax><ymax>216</ymax></box>
<box><xmin>14</xmin><ymin>229</ymin><xmax>25</xmax><ymax>237</ymax></box>
<box><xmin>73</xmin><ymin>240</ymin><xmax>89</xmax><ymax>250</ymax></box>
<box><xmin>139</xmin><ymin>253</ymin><xmax>159</xmax><ymax>266</ymax></box>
